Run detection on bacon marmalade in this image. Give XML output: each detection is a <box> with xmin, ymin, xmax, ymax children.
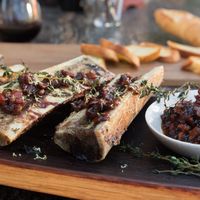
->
<box><xmin>71</xmin><ymin>74</ymin><xmax>138</xmax><ymax>124</ymax></box>
<box><xmin>0</xmin><ymin>64</ymin><xmax>137</xmax><ymax>125</ymax></box>
<box><xmin>0</xmin><ymin>69</ymin><xmax>98</xmax><ymax>115</ymax></box>
<box><xmin>161</xmin><ymin>90</ymin><xmax>200</xmax><ymax>144</ymax></box>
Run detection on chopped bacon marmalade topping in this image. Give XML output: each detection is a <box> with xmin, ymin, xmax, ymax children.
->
<box><xmin>161</xmin><ymin>89</ymin><xmax>200</xmax><ymax>144</ymax></box>
<box><xmin>71</xmin><ymin>74</ymin><xmax>137</xmax><ymax>124</ymax></box>
<box><xmin>0</xmin><ymin>89</ymin><xmax>26</xmax><ymax>115</ymax></box>
<box><xmin>0</xmin><ymin>69</ymin><xmax>99</xmax><ymax>115</ymax></box>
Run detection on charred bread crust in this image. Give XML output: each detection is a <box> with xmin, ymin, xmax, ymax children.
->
<box><xmin>0</xmin><ymin>56</ymin><xmax>113</xmax><ymax>146</ymax></box>
<box><xmin>55</xmin><ymin>66</ymin><xmax>164</xmax><ymax>162</ymax></box>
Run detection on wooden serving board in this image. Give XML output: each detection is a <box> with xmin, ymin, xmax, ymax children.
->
<box><xmin>0</xmin><ymin>43</ymin><xmax>199</xmax><ymax>199</ymax></box>
<box><xmin>0</xmin><ymin>42</ymin><xmax>200</xmax><ymax>86</ymax></box>
<box><xmin>0</xmin><ymin>101</ymin><xmax>199</xmax><ymax>200</ymax></box>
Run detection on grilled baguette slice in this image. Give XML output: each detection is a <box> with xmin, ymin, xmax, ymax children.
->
<box><xmin>100</xmin><ymin>38</ymin><xmax>140</xmax><ymax>68</ymax></box>
<box><xmin>80</xmin><ymin>44</ymin><xmax>119</xmax><ymax>62</ymax></box>
<box><xmin>55</xmin><ymin>66</ymin><xmax>164</xmax><ymax>162</ymax></box>
<box><xmin>140</xmin><ymin>42</ymin><xmax>181</xmax><ymax>63</ymax></box>
<box><xmin>126</xmin><ymin>44</ymin><xmax>161</xmax><ymax>62</ymax></box>
<box><xmin>182</xmin><ymin>56</ymin><xmax>200</xmax><ymax>75</ymax></box>
<box><xmin>167</xmin><ymin>40</ymin><xmax>200</xmax><ymax>57</ymax></box>
<box><xmin>0</xmin><ymin>56</ymin><xmax>113</xmax><ymax>146</ymax></box>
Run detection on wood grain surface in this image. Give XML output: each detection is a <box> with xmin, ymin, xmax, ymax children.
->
<box><xmin>0</xmin><ymin>43</ymin><xmax>199</xmax><ymax>199</ymax></box>
<box><xmin>0</xmin><ymin>42</ymin><xmax>200</xmax><ymax>86</ymax></box>
<box><xmin>0</xmin><ymin>100</ymin><xmax>199</xmax><ymax>200</ymax></box>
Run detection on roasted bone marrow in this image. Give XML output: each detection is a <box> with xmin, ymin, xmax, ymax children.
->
<box><xmin>55</xmin><ymin>66</ymin><xmax>164</xmax><ymax>162</ymax></box>
<box><xmin>0</xmin><ymin>56</ymin><xmax>113</xmax><ymax>146</ymax></box>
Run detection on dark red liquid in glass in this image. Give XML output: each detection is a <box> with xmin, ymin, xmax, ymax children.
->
<box><xmin>0</xmin><ymin>23</ymin><xmax>41</xmax><ymax>42</ymax></box>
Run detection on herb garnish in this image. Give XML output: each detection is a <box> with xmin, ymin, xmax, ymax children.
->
<box><xmin>3</xmin><ymin>80</ymin><xmax>18</xmax><ymax>89</ymax></box>
<box><xmin>24</xmin><ymin>145</ymin><xmax>47</xmax><ymax>160</ymax></box>
<box><xmin>119</xmin><ymin>144</ymin><xmax>200</xmax><ymax>177</ymax></box>
<box><xmin>1</xmin><ymin>63</ymin><xmax>28</xmax><ymax>79</ymax></box>
<box><xmin>139</xmin><ymin>81</ymin><xmax>198</xmax><ymax>107</ymax></box>
<box><xmin>1</xmin><ymin>65</ymin><xmax>13</xmax><ymax>78</ymax></box>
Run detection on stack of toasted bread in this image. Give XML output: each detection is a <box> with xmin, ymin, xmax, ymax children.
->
<box><xmin>81</xmin><ymin>38</ymin><xmax>200</xmax><ymax>76</ymax></box>
<box><xmin>81</xmin><ymin>38</ymin><xmax>181</xmax><ymax>69</ymax></box>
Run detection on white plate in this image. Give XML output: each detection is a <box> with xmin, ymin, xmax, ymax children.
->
<box><xmin>145</xmin><ymin>90</ymin><xmax>200</xmax><ymax>159</ymax></box>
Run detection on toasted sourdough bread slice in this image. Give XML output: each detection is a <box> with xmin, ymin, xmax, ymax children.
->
<box><xmin>140</xmin><ymin>42</ymin><xmax>180</xmax><ymax>63</ymax></box>
<box><xmin>167</xmin><ymin>40</ymin><xmax>200</xmax><ymax>57</ymax></box>
<box><xmin>55</xmin><ymin>66</ymin><xmax>164</xmax><ymax>162</ymax></box>
<box><xmin>154</xmin><ymin>9</ymin><xmax>200</xmax><ymax>46</ymax></box>
<box><xmin>0</xmin><ymin>56</ymin><xmax>113</xmax><ymax>146</ymax></box>
<box><xmin>182</xmin><ymin>56</ymin><xmax>200</xmax><ymax>75</ymax></box>
<box><xmin>100</xmin><ymin>38</ymin><xmax>140</xmax><ymax>68</ymax></box>
<box><xmin>80</xmin><ymin>44</ymin><xmax>119</xmax><ymax>62</ymax></box>
<box><xmin>126</xmin><ymin>44</ymin><xmax>160</xmax><ymax>62</ymax></box>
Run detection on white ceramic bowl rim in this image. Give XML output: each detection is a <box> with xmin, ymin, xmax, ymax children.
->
<box><xmin>145</xmin><ymin>108</ymin><xmax>200</xmax><ymax>148</ymax></box>
<box><xmin>145</xmin><ymin>90</ymin><xmax>200</xmax><ymax>148</ymax></box>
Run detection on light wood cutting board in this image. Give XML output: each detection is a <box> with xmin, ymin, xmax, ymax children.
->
<box><xmin>0</xmin><ymin>42</ymin><xmax>200</xmax><ymax>86</ymax></box>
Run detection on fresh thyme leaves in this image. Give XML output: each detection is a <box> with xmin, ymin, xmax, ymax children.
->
<box><xmin>139</xmin><ymin>81</ymin><xmax>198</xmax><ymax>106</ymax></box>
<box><xmin>37</xmin><ymin>72</ymin><xmax>82</xmax><ymax>94</ymax></box>
<box><xmin>85</xmin><ymin>86</ymin><xmax>98</xmax><ymax>103</ymax></box>
<box><xmin>1</xmin><ymin>64</ymin><xmax>28</xmax><ymax>78</ymax></box>
<box><xmin>1</xmin><ymin>65</ymin><xmax>13</xmax><ymax>78</ymax></box>
<box><xmin>34</xmin><ymin>154</ymin><xmax>47</xmax><ymax>160</ymax></box>
<box><xmin>54</xmin><ymin>70</ymin><xmax>62</xmax><ymax>77</ymax></box>
<box><xmin>24</xmin><ymin>145</ymin><xmax>47</xmax><ymax>160</ymax></box>
<box><xmin>20</xmin><ymin>60</ymin><xmax>29</xmax><ymax>72</ymax></box>
<box><xmin>36</xmin><ymin>71</ymin><xmax>49</xmax><ymax>78</ymax></box>
<box><xmin>151</xmin><ymin>152</ymin><xmax>200</xmax><ymax>177</ymax></box>
<box><xmin>118</xmin><ymin>144</ymin><xmax>200</xmax><ymax>177</ymax></box>
<box><xmin>84</xmin><ymin>79</ymin><xmax>100</xmax><ymax>103</ymax></box>
<box><xmin>3</xmin><ymin>80</ymin><xmax>18</xmax><ymax>89</ymax></box>
<box><xmin>63</xmin><ymin>76</ymin><xmax>81</xmax><ymax>93</ymax></box>
<box><xmin>119</xmin><ymin>144</ymin><xmax>143</xmax><ymax>158</ymax></box>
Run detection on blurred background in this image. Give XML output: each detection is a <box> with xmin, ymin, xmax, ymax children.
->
<box><xmin>0</xmin><ymin>0</ymin><xmax>199</xmax><ymax>45</ymax></box>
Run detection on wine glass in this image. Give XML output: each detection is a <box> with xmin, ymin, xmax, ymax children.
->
<box><xmin>0</xmin><ymin>0</ymin><xmax>42</xmax><ymax>42</ymax></box>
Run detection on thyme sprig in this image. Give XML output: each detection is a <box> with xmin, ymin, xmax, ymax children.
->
<box><xmin>0</xmin><ymin>65</ymin><xmax>13</xmax><ymax>78</ymax></box>
<box><xmin>119</xmin><ymin>144</ymin><xmax>200</xmax><ymax>177</ymax></box>
<box><xmin>1</xmin><ymin>63</ymin><xmax>28</xmax><ymax>79</ymax></box>
<box><xmin>140</xmin><ymin>81</ymin><xmax>198</xmax><ymax>107</ymax></box>
<box><xmin>37</xmin><ymin>72</ymin><xmax>83</xmax><ymax>94</ymax></box>
<box><xmin>150</xmin><ymin>152</ymin><xmax>200</xmax><ymax>177</ymax></box>
<box><xmin>3</xmin><ymin>79</ymin><xmax>18</xmax><ymax>89</ymax></box>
